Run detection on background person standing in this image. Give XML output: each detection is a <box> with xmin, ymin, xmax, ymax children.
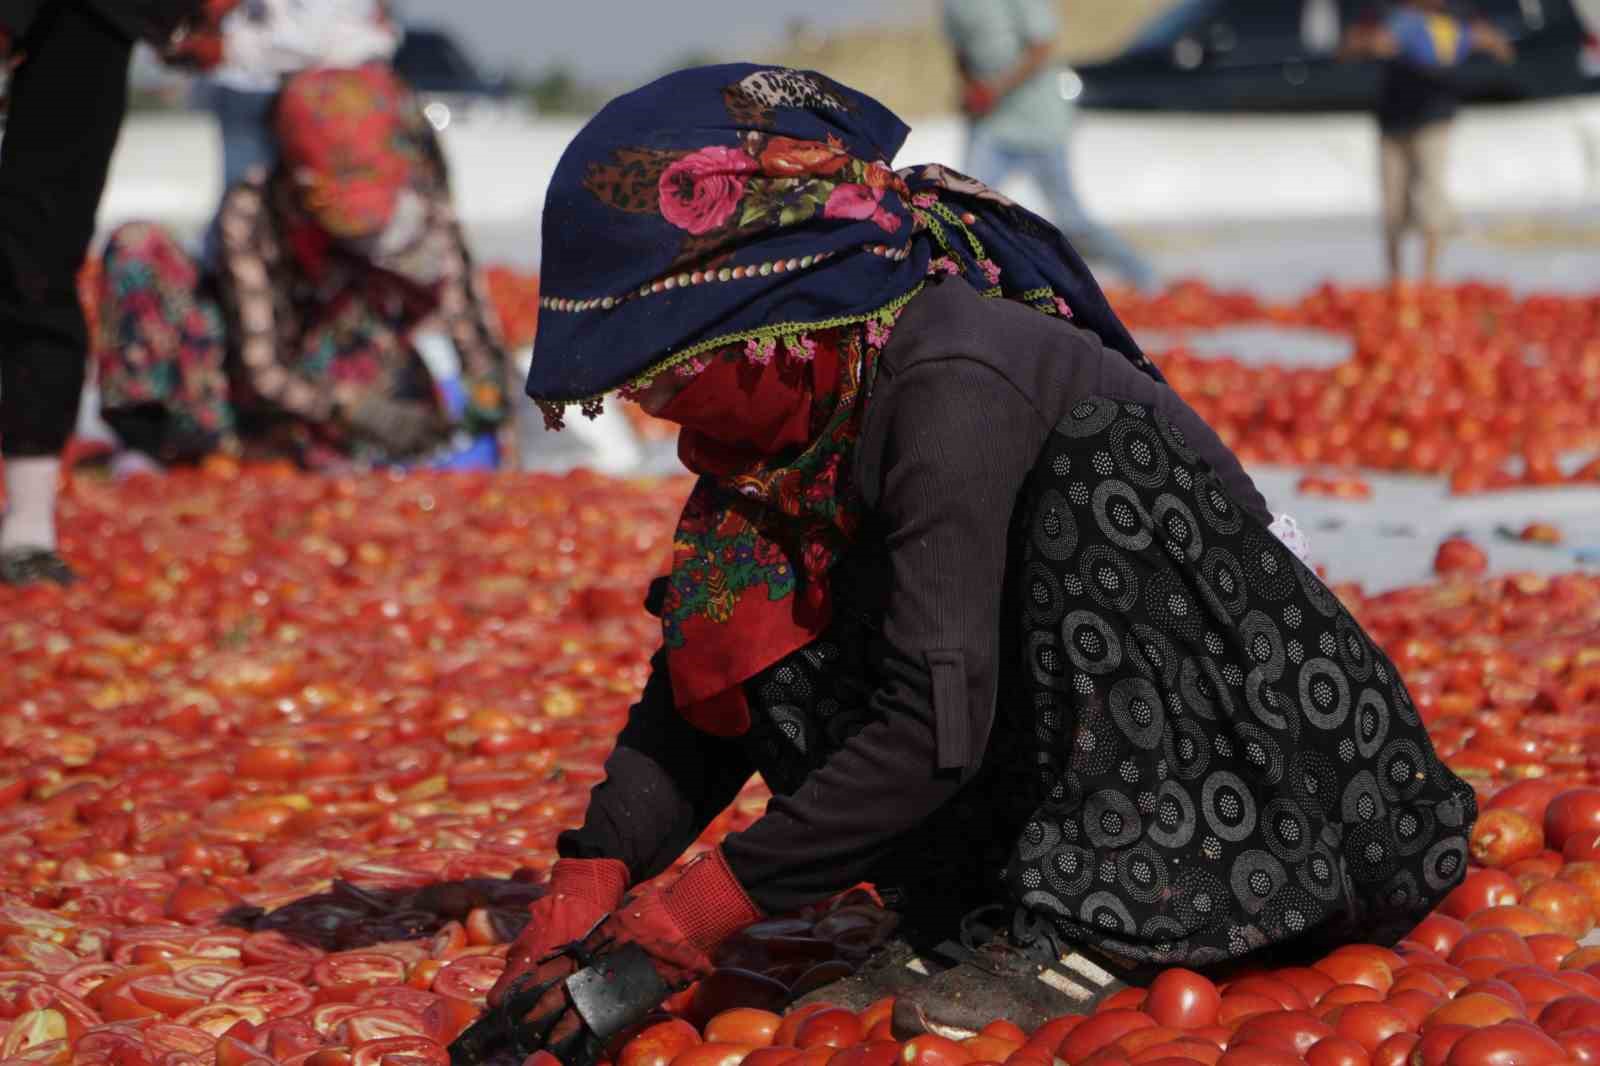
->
<box><xmin>0</xmin><ymin>0</ymin><xmax>217</xmax><ymax>586</ymax></box>
<box><xmin>1342</xmin><ymin>1</ymin><xmax>1515</xmax><ymax>283</ymax></box>
<box><xmin>942</xmin><ymin>0</ymin><xmax>1156</xmax><ymax>291</ymax></box>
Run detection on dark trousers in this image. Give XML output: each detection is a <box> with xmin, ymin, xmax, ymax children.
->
<box><xmin>0</xmin><ymin>1</ymin><xmax>132</xmax><ymax>457</ymax></box>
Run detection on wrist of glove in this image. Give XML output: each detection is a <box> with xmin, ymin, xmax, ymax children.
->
<box><xmin>455</xmin><ymin>850</ymin><xmax>761</xmax><ymax>1065</ymax></box>
<box><xmin>341</xmin><ymin>394</ymin><xmax>450</xmax><ymax>457</ymax></box>
<box><xmin>488</xmin><ymin>858</ymin><xmax>630</xmax><ymax>1009</ymax></box>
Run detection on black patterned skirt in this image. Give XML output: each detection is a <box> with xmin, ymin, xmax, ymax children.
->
<box><xmin>738</xmin><ymin>395</ymin><xmax>1476</xmax><ymax>971</ymax></box>
<box><xmin>1003</xmin><ymin>396</ymin><xmax>1476</xmax><ymax>971</ymax></box>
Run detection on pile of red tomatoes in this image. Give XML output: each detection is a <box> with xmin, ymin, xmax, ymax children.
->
<box><xmin>0</xmin><ymin>459</ymin><xmax>1594</xmax><ymax>1065</ymax></box>
<box><xmin>0</xmin><ymin>275</ymin><xmax>1592</xmax><ymax>1064</ymax></box>
<box><xmin>1113</xmin><ymin>281</ymin><xmax>1600</xmax><ymax>492</ymax></box>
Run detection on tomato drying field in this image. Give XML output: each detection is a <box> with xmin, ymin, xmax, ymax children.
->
<box><xmin>3</xmin><ymin>280</ymin><xmax>1600</xmax><ymax>1065</ymax></box>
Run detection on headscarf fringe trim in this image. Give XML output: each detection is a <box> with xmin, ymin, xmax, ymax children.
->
<box><xmin>535</xmin><ymin>284</ymin><xmax>925</xmax><ymax>431</ymax></box>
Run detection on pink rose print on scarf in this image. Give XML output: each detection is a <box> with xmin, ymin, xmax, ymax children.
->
<box><xmin>658</xmin><ymin>146</ymin><xmax>759</xmax><ymax>236</ymax></box>
<box><xmin>823</xmin><ymin>183</ymin><xmax>902</xmax><ymax>235</ymax></box>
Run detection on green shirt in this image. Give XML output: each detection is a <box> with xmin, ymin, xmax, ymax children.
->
<box><xmin>943</xmin><ymin>0</ymin><xmax>1070</xmax><ymax>148</ymax></box>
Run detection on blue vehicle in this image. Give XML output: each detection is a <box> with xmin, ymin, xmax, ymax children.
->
<box><xmin>1076</xmin><ymin>0</ymin><xmax>1599</xmax><ymax>111</ymax></box>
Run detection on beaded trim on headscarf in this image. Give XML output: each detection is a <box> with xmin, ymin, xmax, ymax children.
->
<box><xmin>533</xmin><ymin>204</ymin><xmax>1076</xmax><ymax>431</ymax></box>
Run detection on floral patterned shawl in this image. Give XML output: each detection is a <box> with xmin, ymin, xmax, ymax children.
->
<box><xmin>527</xmin><ymin>64</ymin><xmax>1159</xmax><ymax>736</ymax></box>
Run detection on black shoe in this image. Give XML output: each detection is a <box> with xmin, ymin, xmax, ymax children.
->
<box><xmin>789</xmin><ymin>935</ymin><xmax>971</xmax><ymax>1013</ymax></box>
<box><xmin>891</xmin><ymin>935</ymin><xmax>1132</xmax><ymax>1040</ymax></box>
<box><xmin>0</xmin><ymin>549</ymin><xmax>76</xmax><ymax>586</ymax></box>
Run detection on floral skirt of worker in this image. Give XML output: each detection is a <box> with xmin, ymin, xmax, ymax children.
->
<box><xmin>1005</xmin><ymin>396</ymin><xmax>1477</xmax><ymax>972</ymax></box>
<box><xmin>94</xmin><ymin>222</ymin><xmax>234</xmax><ymax>462</ymax></box>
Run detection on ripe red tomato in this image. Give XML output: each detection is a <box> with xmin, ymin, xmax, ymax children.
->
<box><xmin>1147</xmin><ymin>970</ymin><xmax>1222</xmax><ymax>1030</ymax></box>
<box><xmin>1060</xmin><ymin>1013</ymin><xmax>1159</xmax><ymax>1062</ymax></box>
<box><xmin>794</xmin><ymin>1008</ymin><xmax>864</xmax><ymax>1050</ymax></box>
<box><xmin>1443</xmin><ymin>1024</ymin><xmax>1564</xmax><ymax>1066</ymax></box>
<box><xmin>901</xmin><ymin>1035</ymin><xmax>977</xmax><ymax>1066</ymax></box>
<box><xmin>1546</xmin><ymin>790</ymin><xmax>1600</xmax><ymax>852</ymax></box>
<box><xmin>1470</xmin><ymin>810</ymin><xmax>1546</xmax><ymax>868</ymax></box>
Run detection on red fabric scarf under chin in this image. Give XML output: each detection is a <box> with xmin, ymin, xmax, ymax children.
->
<box><xmin>654</xmin><ymin>326</ymin><xmax>875</xmax><ymax>736</ymax></box>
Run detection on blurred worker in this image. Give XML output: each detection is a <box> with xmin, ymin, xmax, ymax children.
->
<box><xmin>197</xmin><ymin>0</ymin><xmax>400</xmax><ymax>264</ymax></box>
<box><xmin>450</xmin><ymin>65</ymin><xmax>1474</xmax><ymax>1064</ymax></box>
<box><xmin>1342</xmin><ymin>1</ymin><xmax>1515</xmax><ymax>282</ymax></box>
<box><xmin>943</xmin><ymin>0</ymin><xmax>1156</xmax><ymax>291</ymax></box>
<box><xmin>0</xmin><ymin>0</ymin><xmax>222</xmax><ymax>586</ymax></box>
<box><xmin>93</xmin><ymin>65</ymin><xmax>507</xmax><ymax>472</ymax></box>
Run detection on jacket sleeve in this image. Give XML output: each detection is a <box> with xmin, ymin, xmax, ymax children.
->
<box><xmin>557</xmin><ymin>652</ymin><xmax>756</xmax><ymax>886</ymax></box>
<box><xmin>720</xmin><ymin>358</ymin><xmax>1049</xmax><ymax>914</ymax></box>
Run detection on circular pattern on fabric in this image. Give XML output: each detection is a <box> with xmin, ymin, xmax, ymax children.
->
<box><xmin>1422</xmin><ymin>835</ymin><xmax>1468</xmax><ymax>893</ymax></box>
<box><xmin>1015</xmin><ymin>819</ymin><xmax>1063</xmax><ymax>863</ymax></box>
<box><xmin>1228</xmin><ymin>850</ymin><xmax>1288</xmax><ymax>916</ymax></box>
<box><xmin>1084</xmin><ymin>789</ymin><xmax>1143</xmax><ymax>849</ymax></box>
<box><xmin>1092</xmin><ymin>480</ymin><xmax>1154</xmax><ymax>552</ymax></box>
<box><xmin>1192</xmin><ymin>472</ymin><xmax>1243</xmax><ymax>536</ymax></box>
<box><xmin>1058</xmin><ymin>396</ymin><xmax>1121</xmax><ymax>438</ymax></box>
<box><xmin>1289</xmin><ymin>751</ymin><xmax>1341</xmax><ymax>819</ymax></box>
<box><xmin>1145</xmin><ymin>570</ymin><xmax>1205</xmax><ymax>643</ymax></box>
<box><xmin>1043</xmin><ymin>844</ymin><xmax>1096</xmax><ymax>898</ymax></box>
<box><xmin>1030</xmin><ymin>489</ymin><xmax>1079</xmax><ymax>562</ymax></box>
<box><xmin>1298</xmin><ymin>657</ymin><xmax>1352</xmax><ymax>732</ymax></box>
<box><xmin>1297</xmin><ymin>845</ymin><xmax>1343</xmax><ymax>902</ymax></box>
<box><xmin>1203</xmin><ymin>771</ymin><xmax>1259</xmax><ymax>842</ymax></box>
<box><xmin>1149</xmin><ymin>780</ymin><xmax>1198</xmax><ymax>849</ymax></box>
<box><xmin>1355</xmin><ymin>688</ymin><xmax>1391</xmax><ymax>759</ymax></box>
<box><xmin>1117</xmin><ymin>844</ymin><xmax>1170</xmax><ymax>904</ymax></box>
<box><xmin>1389</xmin><ymin>802</ymin><xmax>1436</xmax><ymax>857</ymax></box>
<box><xmin>1025</xmin><ymin>560</ymin><xmax>1067</xmax><ymax>629</ymax></box>
<box><xmin>1028</xmin><ymin>631</ymin><xmax>1071</xmax><ymax>692</ymax></box>
<box><xmin>1110</xmin><ymin>418</ymin><xmax>1171</xmax><ymax>489</ymax></box>
<box><xmin>1178</xmin><ymin>656</ymin><xmax>1233</xmax><ymax>721</ymax></box>
<box><xmin>1342</xmin><ymin>770</ymin><xmax>1387</xmax><ymax>825</ymax></box>
<box><xmin>1336</xmin><ymin>616</ymin><xmax>1374</xmax><ymax>682</ymax></box>
<box><xmin>1379</xmin><ymin>870</ymin><xmax>1422</xmax><ymax>915</ymax></box>
<box><xmin>1234</xmin><ymin>722</ymin><xmax>1285</xmax><ymax>785</ymax></box>
<box><xmin>1153</xmin><ymin>494</ymin><xmax>1204</xmax><ymax>563</ymax></box>
<box><xmin>1378</xmin><ymin>738</ymin><xmax>1428</xmax><ymax>805</ymax></box>
<box><xmin>1071</xmin><ymin>706</ymin><xmax>1121</xmax><ymax>776</ymax></box>
<box><xmin>1153</xmin><ymin>410</ymin><xmax>1200</xmax><ymax>464</ymax></box>
<box><xmin>1127</xmin><ymin>624</ymin><xmax>1180</xmax><ymax>686</ymax></box>
<box><xmin>1199</xmin><ymin>547</ymin><xmax>1249</xmax><ymax>620</ymax></box>
<box><xmin>1261</xmin><ymin>883</ymin><xmax>1323</xmax><ymax>941</ymax></box>
<box><xmin>1109</xmin><ymin>677</ymin><xmax>1165</xmax><ymax>750</ymax></box>
<box><xmin>1080</xmin><ymin>891</ymin><xmax>1138</xmax><ymax>935</ymax></box>
<box><xmin>1080</xmin><ymin>545</ymin><xmax>1139</xmax><ymax>613</ymax></box>
<box><xmin>1261</xmin><ymin>797</ymin><xmax>1313</xmax><ymax>864</ymax></box>
<box><xmin>1345</xmin><ymin>820</ymin><xmax>1399</xmax><ymax>886</ymax></box>
<box><xmin>1062</xmin><ymin>610</ymin><xmax>1124</xmax><ymax>675</ymax></box>
<box><xmin>1165</xmin><ymin>718</ymin><xmax>1213</xmax><ymax>782</ymax></box>
<box><xmin>1173</xmin><ymin>868</ymin><xmax>1229</xmax><ymax>933</ymax></box>
<box><xmin>1242</xmin><ymin>528</ymin><xmax>1297</xmax><ymax>601</ymax></box>
<box><xmin>1240</xmin><ymin>611</ymin><xmax>1287</xmax><ymax>675</ymax></box>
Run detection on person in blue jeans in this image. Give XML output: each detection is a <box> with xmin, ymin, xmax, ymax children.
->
<box><xmin>943</xmin><ymin>0</ymin><xmax>1157</xmax><ymax>292</ymax></box>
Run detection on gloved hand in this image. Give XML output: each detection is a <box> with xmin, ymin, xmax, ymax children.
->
<box><xmin>488</xmin><ymin>858</ymin><xmax>630</xmax><ymax>1009</ymax></box>
<box><xmin>342</xmin><ymin>394</ymin><xmax>450</xmax><ymax>457</ymax></box>
<box><xmin>466</xmin><ymin>850</ymin><xmax>761</xmax><ymax>1064</ymax></box>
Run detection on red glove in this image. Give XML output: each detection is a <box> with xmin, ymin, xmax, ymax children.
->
<box><xmin>503</xmin><ymin>850</ymin><xmax>762</xmax><ymax>1048</ymax></box>
<box><xmin>488</xmin><ymin>858</ymin><xmax>629</xmax><ymax>1008</ymax></box>
<box><xmin>961</xmin><ymin>79</ymin><xmax>999</xmax><ymax>117</ymax></box>
<box><xmin>593</xmin><ymin>848</ymin><xmax>761</xmax><ymax>986</ymax></box>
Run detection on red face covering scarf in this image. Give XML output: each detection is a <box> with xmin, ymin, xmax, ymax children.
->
<box><xmin>650</xmin><ymin>319</ymin><xmax>893</xmax><ymax>736</ymax></box>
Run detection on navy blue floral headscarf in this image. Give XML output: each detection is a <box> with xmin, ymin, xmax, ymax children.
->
<box><xmin>528</xmin><ymin>64</ymin><xmax>1162</xmax><ymax>739</ymax></box>
<box><xmin>527</xmin><ymin>62</ymin><xmax>1158</xmax><ymax>414</ymax></box>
